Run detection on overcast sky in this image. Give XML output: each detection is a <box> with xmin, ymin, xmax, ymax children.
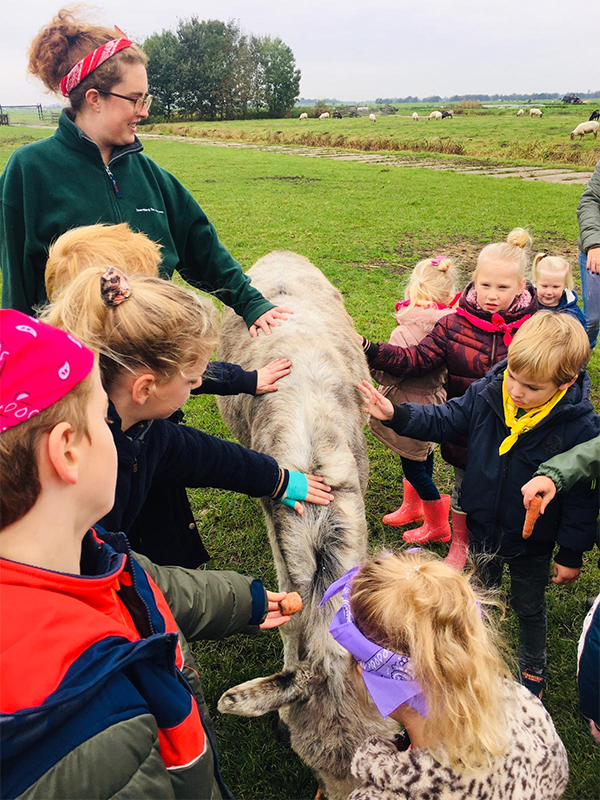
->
<box><xmin>2</xmin><ymin>0</ymin><xmax>599</xmax><ymax>105</ymax></box>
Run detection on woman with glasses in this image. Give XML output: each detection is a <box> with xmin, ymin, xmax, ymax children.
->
<box><xmin>0</xmin><ymin>8</ymin><xmax>290</xmax><ymax>338</ymax></box>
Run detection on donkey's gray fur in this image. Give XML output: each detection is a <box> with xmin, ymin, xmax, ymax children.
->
<box><xmin>216</xmin><ymin>252</ymin><xmax>398</xmax><ymax>799</ymax></box>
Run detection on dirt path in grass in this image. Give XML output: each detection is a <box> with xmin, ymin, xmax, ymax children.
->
<box><xmin>139</xmin><ymin>133</ymin><xmax>594</xmax><ymax>185</ymax></box>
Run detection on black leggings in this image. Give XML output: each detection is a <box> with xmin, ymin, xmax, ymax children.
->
<box><xmin>400</xmin><ymin>452</ymin><xmax>440</xmax><ymax>501</ymax></box>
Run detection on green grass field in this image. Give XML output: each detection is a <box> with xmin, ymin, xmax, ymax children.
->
<box><xmin>143</xmin><ymin>103</ymin><xmax>600</xmax><ymax>169</ymax></box>
<box><xmin>1</xmin><ymin>126</ymin><xmax>599</xmax><ymax>799</ymax></box>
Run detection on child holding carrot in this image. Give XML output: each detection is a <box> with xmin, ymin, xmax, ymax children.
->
<box><xmin>0</xmin><ymin>310</ymin><xmax>293</xmax><ymax>798</ymax></box>
<box><xmin>369</xmin><ymin>256</ymin><xmax>458</xmax><ymax>543</ymax></box>
<box><xmin>360</xmin><ymin>228</ymin><xmax>538</xmax><ymax>565</ymax></box>
<box><xmin>359</xmin><ymin>312</ymin><xmax>599</xmax><ymax>698</ymax></box>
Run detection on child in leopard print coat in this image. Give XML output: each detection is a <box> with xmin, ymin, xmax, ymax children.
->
<box><xmin>324</xmin><ymin>551</ymin><xmax>568</xmax><ymax>800</ymax></box>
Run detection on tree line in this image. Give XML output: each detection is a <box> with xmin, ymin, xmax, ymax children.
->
<box><xmin>144</xmin><ymin>18</ymin><xmax>301</xmax><ymax>120</ymax></box>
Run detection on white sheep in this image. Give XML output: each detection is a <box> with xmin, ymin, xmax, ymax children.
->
<box><xmin>319</xmin><ymin>112</ymin><xmax>330</xmax><ymax>120</ymax></box>
<box><xmin>369</xmin><ymin>113</ymin><xmax>376</xmax><ymax>122</ymax></box>
<box><xmin>517</xmin><ymin>109</ymin><xmax>524</xmax><ymax>117</ymax></box>
<box><xmin>428</xmin><ymin>110</ymin><xmax>442</xmax><ymax>120</ymax></box>
<box><xmin>412</xmin><ymin>112</ymin><xmax>419</xmax><ymax>121</ymax></box>
<box><xmin>570</xmin><ymin>120</ymin><xmax>599</xmax><ymax>140</ymax></box>
<box><xmin>299</xmin><ymin>112</ymin><xmax>308</xmax><ymax>121</ymax></box>
<box><xmin>529</xmin><ymin>108</ymin><xmax>543</xmax><ymax>117</ymax></box>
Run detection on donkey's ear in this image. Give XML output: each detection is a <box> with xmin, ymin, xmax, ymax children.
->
<box><xmin>218</xmin><ymin>667</ymin><xmax>311</xmax><ymax>717</ymax></box>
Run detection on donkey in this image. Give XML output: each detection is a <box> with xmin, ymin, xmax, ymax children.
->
<box><xmin>216</xmin><ymin>251</ymin><xmax>398</xmax><ymax>799</ymax></box>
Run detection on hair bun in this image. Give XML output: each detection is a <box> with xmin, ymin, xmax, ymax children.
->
<box><xmin>506</xmin><ymin>228</ymin><xmax>532</xmax><ymax>249</ymax></box>
<box><xmin>436</xmin><ymin>257</ymin><xmax>453</xmax><ymax>274</ymax></box>
<box><xmin>28</xmin><ymin>8</ymin><xmax>124</xmax><ymax>93</ymax></box>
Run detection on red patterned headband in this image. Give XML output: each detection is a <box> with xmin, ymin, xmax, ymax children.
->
<box><xmin>60</xmin><ymin>37</ymin><xmax>133</xmax><ymax>97</ymax></box>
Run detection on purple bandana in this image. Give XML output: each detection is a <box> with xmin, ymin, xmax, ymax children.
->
<box><xmin>320</xmin><ymin>566</ymin><xmax>427</xmax><ymax>718</ymax></box>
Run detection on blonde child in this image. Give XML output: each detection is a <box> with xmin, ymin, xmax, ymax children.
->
<box><xmin>41</xmin><ymin>266</ymin><xmax>333</xmax><ymax>566</ymax></box>
<box><xmin>359</xmin><ymin>312</ymin><xmax>599</xmax><ymax>697</ymax></box>
<box><xmin>43</xmin><ymin>223</ymin><xmax>296</xmax><ymax>566</ymax></box>
<box><xmin>0</xmin><ymin>309</ymin><xmax>292</xmax><ymax>798</ymax></box>
<box><xmin>320</xmin><ymin>550</ymin><xmax>568</xmax><ymax>799</ymax></box>
<box><xmin>360</xmin><ymin>229</ymin><xmax>538</xmax><ymax>566</ymax></box>
<box><xmin>369</xmin><ymin>256</ymin><xmax>458</xmax><ymax>543</ymax></box>
<box><xmin>532</xmin><ymin>252</ymin><xmax>587</xmax><ymax>328</ymax></box>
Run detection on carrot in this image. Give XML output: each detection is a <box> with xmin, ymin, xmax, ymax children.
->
<box><xmin>522</xmin><ymin>494</ymin><xmax>543</xmax><ymax>539</ymax></box>
<box><xmin>279</xmin><ymin>592</ymin><xmax>303</xmax><ymax>616</ymax></box>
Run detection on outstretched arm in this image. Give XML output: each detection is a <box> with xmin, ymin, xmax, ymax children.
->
<box><xmin>154</xmin><ymin>421</ymin><xmax>333</xmax><ymax>513</ymax></box>
<box><xmin>358</xmin><ymin>375</ymin><xmax>477</xmax><ymax>443</ymax></box>
<box><xmin>360</xmin><ymin>318</ymin><xmax>449</xmax><ymax>378</ymax></box>
<box><xmin>193</xmin><ymin>358</ymin><xmax>292</xmax><ymax>396</ymax></box>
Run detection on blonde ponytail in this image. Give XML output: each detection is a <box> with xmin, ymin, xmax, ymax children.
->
<box><xmin>475</xmin><ymin>228</ymin><xmax>532</xmax><ymax>282</ymax></box>
<box><xmin>532</xmin><ymin>253</ymin><xmax>573</xmax><ymax>290</ymax></box>
<box><xmin>350</xmin><ymin>551</ymin><xmax>511</xmax><ymax>771</ymax></box>
<box><xmin>42</xmin><ymin>266</ymin><xmax>218</xmax><ymax>390</ymax></box>
<box><xmin>46</xmin><ymin>223</ymin><xmax>163</xmax><ymax>301</ymax></box>
<box><xmin>398</xmin><ymin>257</ymin><xmax>458</xmax><ymax>317</ymax></box>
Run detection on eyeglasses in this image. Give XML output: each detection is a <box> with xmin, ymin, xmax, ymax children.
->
<box><xmin>96</xmin><ymin>90</ymin><xmax>153</xmax><ymax>114</ymax></box>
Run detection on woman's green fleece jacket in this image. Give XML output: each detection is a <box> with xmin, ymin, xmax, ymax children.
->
<box><xmin>0</xmin><ymin>111</ymin><xmax>273</xmax><ymax>325</ymax></box>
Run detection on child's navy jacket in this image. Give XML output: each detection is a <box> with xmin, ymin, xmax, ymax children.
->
<box><xmin>386</xmin><ymin>360</ymin><xmax>600</xmax><ymax>565</ymax></box>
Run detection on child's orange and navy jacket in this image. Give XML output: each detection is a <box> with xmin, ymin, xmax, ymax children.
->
<box><xmin>0</xmin><ymin>529</ymin><xmax>267</xmax><ymax>798</ymax></box>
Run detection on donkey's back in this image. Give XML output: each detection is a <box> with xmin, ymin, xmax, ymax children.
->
<box><xmin>217</xmin><ymin>252</ymin><xmax>397</xmax><ymax>799</ymax></box>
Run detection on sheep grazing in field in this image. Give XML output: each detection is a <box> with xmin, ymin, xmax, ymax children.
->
<box><xmin>299</xmin><ymin>112</ymin><xmax>309</xmax><ymax>121</ymax></box>
<box><xmin>412</xmin><ymin>112</ymin><xmax>419</xmax><ymax>121</ymax></box>
<box><xmin>369</xmin><ymin>113</ymin><xmax>376</xmax><ymax>122</ymax></box>
<box><xmin>332</xmin><ymin>110</ymin><xmax>343</xmax><ymax>119</ymax></box>
<box><xmin>429</xmin><ymin>110</ymin><xmax>442</xmax><ymax>120</ymax></box>
<box><xmin>530</xmin><ymin>108</ymin><xmax>543</xmax><ymax>117</ymax></box>
<box><xmin>517</xmin><ymin>109</ymin><xmax>525</xmax><ymax>117</ymax></box>
<box><xmin>319</xmin><ymin>111</ymin><xmax>330</xmax><ymax>120</ymax></box>
<box><xmin>441</xmin><ymin>110</ymin><xmax>453</xmax><ymax>119</ymax></box>
<box><xmin>216</xmin><ymin>251</ymin><xmax>398</xmax><ymax>800</ymax></box>
<box><xmin>570</xmin><ymin>120</ymin><xmax>599</xmax><ymax>140</ymax></box>
<box><xmin>589</xmin><ymin>109</ymin><xmax>600</xmax><ymax>122</ymax></box>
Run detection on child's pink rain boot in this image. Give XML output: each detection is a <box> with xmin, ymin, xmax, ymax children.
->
<box><xmin>402</xmin><ymin>495</ymin><xmax>451</xmax><ymax>544</ymax></box>
<box><xmin>382</xmin><ymin>480</ymin><xmax>424</xmax><ymax>527</ymax></box>
<box><xmin>445</xmin><ymin>508</ymin><xmax>469</xmax><ymax>571</ymax></box>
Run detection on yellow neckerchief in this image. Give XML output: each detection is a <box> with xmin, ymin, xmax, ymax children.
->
<box><xmin>499</xmin><ymin>372</ymin><xmax>567</xmax><ymax>455</ymax></box>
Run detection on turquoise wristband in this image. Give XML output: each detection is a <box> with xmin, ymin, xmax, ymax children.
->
<box><xmin>278</xmin><ymin>471</ymin><xmax>309</xmax><ymax>508</ymax></box>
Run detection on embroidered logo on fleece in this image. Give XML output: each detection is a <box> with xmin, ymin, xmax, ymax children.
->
<box><xmin>136</xmin><ymin>207</ymin><xmax>165</xmax><ymax>214</ymax></box>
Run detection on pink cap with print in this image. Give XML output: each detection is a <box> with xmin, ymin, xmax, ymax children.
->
<box><xmin>0</xmin><ymin>310</ymin><xmax>94</xmax><ymax>433</ymax></box>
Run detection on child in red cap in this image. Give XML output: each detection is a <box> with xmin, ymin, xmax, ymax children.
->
<box><xmin>0</xmin><ymin>310</ymin><xmax>292</xmax><ymax>799</ymax></box>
